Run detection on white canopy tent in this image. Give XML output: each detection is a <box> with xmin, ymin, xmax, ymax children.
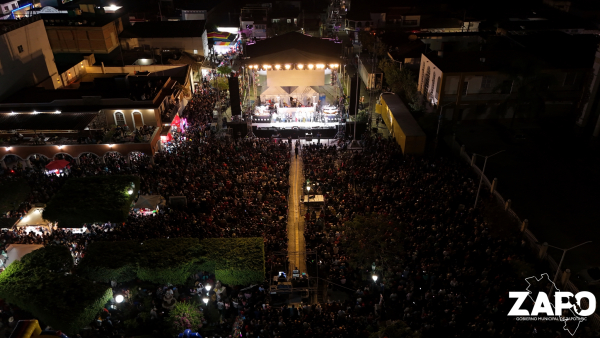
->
<box><xmin>259</xmin><ymin>86</ymin><xmax>289</xmax><ymax>106</ymax></box>
<box><xmin>4</xmin><ymin>244</ymin><xmax>43</xmax><ymax>267</ymax></box>
<box><xmin>260</xmin><ymin>86</ymin><xmax>320</xmax><ymax>107</ymax></box>
<box><xmin>290</xmin><ymin>86</ymin><xmax>319</xmax><ymax>106</ymax></box>
<box><xmin>15</xmin><ymin>207</ymin><xmax>52</xmax><ymax>234</ymax></box>
<box><xmin>134</xmin><ymin>195</ymin><xmax>166</xmax><ymax>210</ymax></box>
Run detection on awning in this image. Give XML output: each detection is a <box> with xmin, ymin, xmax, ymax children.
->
<box><xmin>15</xmin><ymin>207</ymin><xmax>51</xmax><ymax>227</ymax></box>
<box><xmin>5</xmin><ymin>244</ymin><xmax>43</xmax><ymax>267</ymax></box>
<box><xmin>45</xmin><ymin>160</ymin><xmax>70</xmax><ymax>171</ymax></box>
<box><xmin>134</xmin><ymin>195</ymin><xmax>166</xmax><ymax>209</ymax></box>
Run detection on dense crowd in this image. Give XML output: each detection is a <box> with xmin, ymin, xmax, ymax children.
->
<box><xmin>0</xmin><ymin>82</ymin><xmax>592</xmax><ymax>338</ymax></box>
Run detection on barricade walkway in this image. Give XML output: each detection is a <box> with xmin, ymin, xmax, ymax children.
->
<box><xmin>287</xmin><ymin>143</ymin><xmax>307</xmax><ymax>276</ymax></box>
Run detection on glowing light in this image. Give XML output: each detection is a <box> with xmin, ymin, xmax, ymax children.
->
<box><xmin>127</xmin><ymin>189</ymin><xmax>133</xmax><ymax>195</ymax></box>
<box><xmin>275</xmin><ymin>64</ymin><xmax>281</xmax><ymax>70</ymax></box>
<box><xmin>205</xmin><ymin>284</ymin><xmax>212</xmax><ymax>292</ymax></box>
<box><xmin>330</xmin><ymin>64</ymin><xmax>339</xmax><ymax>68</ymax></box>
<box><xmin>253</xmin><ymin>65</ymin><xmax>258</xmax><ymax>69</ymax></box>
<box><xmin>285</xmin><ymin>64</ymin><xmax>291</xmax><ymax>70</ymax></box>
<box><xmin>5</xmin><ymin>147</ymin><xmax>11</xmax><ymax>151</ymax></box>
<box><xmin>55</xmin><ymin>110</ymin><xmax>61</xmax><ymax>114</ymax></box>
<box><xmin>372</xmin><ymin>275</ymin><xmax>378</xmax><ymax>282</ymax></box>
<box><xmin>202</xmin><ymin>297</ymin><xmax>209</xmax><ymax>305</ymax></box>
<box><xmin>297</xmin><ymin>64</ymin><xmax>304</xmax><ymax>70</ymax></box>
<box><xmin>115</xmin><ymin>295</ymin><xmax>124</xmax><ymax>303</ymax></box>
<box><xmin>308</xmin><ymin>64</ymin><xmax>314</xmax><ymax>70</ymax></box>
<box><xmin>316</xmin><ymin>64</ymin><xmax>325</xmax><ymax>69</ymax></box>
<box><xmin>57</xmin><ymin>145</ymin><xmax>63</xmax><ymax>149</ymax></box>
<box><xmin>263</xmin><ymin>65</ymin><xmax>271</xmax><ymax>69</ymax></box>
<box><xmin>108</xmin><ymin>144</ymin><xmax>114</xmax><ymax>147</ymax></box>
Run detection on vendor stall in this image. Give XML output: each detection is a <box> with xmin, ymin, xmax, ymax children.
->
<box><xmin>133</xmin><ymin>195</ymin><xmax>166</xmax><ymax>215</ymax></box>
<box><xmin>15</xmin><ymin>207</ymin><xmax>52</xmax><ymax>235</ymax></box>
<box><xmin>45</xmin><ymin>159</ymin><xmax>70</xmax><ymax>176</ymax></box>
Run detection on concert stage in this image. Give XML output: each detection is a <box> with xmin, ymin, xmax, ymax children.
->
<box><xmin>253</xmin><ymin>121</ymin><xmax>340</xmax><ymax>139</ymax></box>
<box><xmin>253</xmin><ymin>121</ymin><xmax>339</xmax><ymax>129</ymax></box>
<box><xmin>227</xmin><ymin>121</ymin><xmax>366</xmax><ymax>139</ymax></box>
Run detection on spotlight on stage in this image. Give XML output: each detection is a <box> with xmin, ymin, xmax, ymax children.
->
<box><xmin>308</xmin><ymin>64</ymin><xmax>314</xmax><ymax>70</ymax></box>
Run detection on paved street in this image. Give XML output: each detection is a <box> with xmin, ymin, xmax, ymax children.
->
<box><xmin>287</xmin><ymin>144</ymin><xmax>307</xmax><ymax>275</ymax></box>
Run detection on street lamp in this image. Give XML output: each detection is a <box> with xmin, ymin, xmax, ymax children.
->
<box><xmin>473</xmin><ymin>150</ymin><xmax>505</xmax><ymax>209</ymax></box>
<box><xmin>543</xmin><ymin>241</ymin><xmax>592</xmax><ymax>299</ymax></box>
<box><xmin>372</xmin><ymin>275</ymin><xmax>378</xmax><ymax>282</ymax></box>
<box><xmin>435</xmin><ymin>102</ymin><xmax>453</xmax><ymax>148</ymax></box>
<box><xmin>115</xmin><ymin>295</ymin><xmax>124</xmax><ymax>303</ymax></box>
<box><xmin>205</xmin><ymin>284</ymin><xmax>212</xmax><ymax>292</ymax></box>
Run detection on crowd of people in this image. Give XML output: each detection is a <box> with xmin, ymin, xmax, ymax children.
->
<box><xmin>0</xmin><ymin>77</ymin><xmax>592</xmax><ymax>338</ymax></box>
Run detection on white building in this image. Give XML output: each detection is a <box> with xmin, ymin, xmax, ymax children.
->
<box><xmin>0</xmin><ymin>0</ymin><xmax>19</xmax><ymax>15</ymax></box>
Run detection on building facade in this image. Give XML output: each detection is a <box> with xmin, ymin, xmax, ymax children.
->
<box><xmin>43</xmin><ymin>13</ymin><xmax>125</xmax><ymax>54</ymax></box>
<box><xmin>418</xmin><ymin>50</ymin><xmax>593</xmax><ymax>121</ymax></box>
<box><xmin>0</xmin><ymin>16</ymin><xmax>60</xmax><ymax>101</ymax></box>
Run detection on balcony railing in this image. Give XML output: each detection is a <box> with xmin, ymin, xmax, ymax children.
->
<box><xmin>0</xmin><ymin>126</ymin><xmax>158</xmax><ymax>147</ymax></box>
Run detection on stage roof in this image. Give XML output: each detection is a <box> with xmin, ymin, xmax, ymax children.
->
<box><xmin>243</xmin><ymin>49</ymin><xmax>340</xmax><ymax>65</ymax></box>
<box><xmin>245</xmin><ymin>32</ymin><xmax>341</xmax><ymax>64</ymax></box>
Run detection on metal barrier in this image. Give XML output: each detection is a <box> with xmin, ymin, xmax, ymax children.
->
<box><xmin>452</xmin><ymin>137</ymin><xmax>600</xmax><ymax>328</ymax></box>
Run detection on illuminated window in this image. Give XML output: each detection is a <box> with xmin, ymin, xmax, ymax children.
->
<box><xmin>114</xmin><ymin>112</ymin><xmax>126</xmax><ymax>126</ymax></box>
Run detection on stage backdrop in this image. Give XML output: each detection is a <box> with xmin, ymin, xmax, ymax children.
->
<box><xmin>267</xmin><ymin>70</ymin><xmax>325</xmax><ymax>87</ymax></box>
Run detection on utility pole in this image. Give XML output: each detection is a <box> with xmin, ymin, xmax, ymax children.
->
<box><xmin>158</xmin><ymin>0</ymin><xmax>162</xmax><ymax>21</ymax></box>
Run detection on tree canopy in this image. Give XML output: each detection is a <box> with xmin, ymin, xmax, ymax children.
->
<box><xmin>378</xmin><ymin>59</ymin><xmax>422</xmax><ymax>111</ymax></box>
<box><xmin>78</xmin><ymin>238</ymin><xmax>265</xmax><ymax>286</ymax></box>
<box><xmin>43</xmin><ymin>176</ymin><xmax>140</xmax><ymax>228</ymax></box>
<box><xmin>0</xmin><ymin>246</ymin><xmax>112</xmax><ymax>334</ymax></box>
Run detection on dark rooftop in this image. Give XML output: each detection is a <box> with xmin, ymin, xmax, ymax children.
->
<box><xmin>174</xmin><ymin>0</ymin><xmax>221</xmax><ymax>11</ymax></box>
<box><xmin>0</xmin><ymin>113</ymin><xmax>97</xmax><ymax>131</ymax></box>
<box><xmin>246</xmin><ymin>31</ymin><xmax>340</xmax><ymax>59</ymax></box>
<box><xmin>425</xmin><ymin>32</ymin><xmax>598</xmax><ymax>73</ymax></box>
<box><xmin>40</xmin><ymin>12</ymin><xmax>122</xmax><ymax>27</ymax></box>
<box><xmin>2</xmin><ymin>75</ymin><xmax>170</xmax><ymax>104</ymax></box>
<box><xmin>345</xmin><ymin>9</ymin><xmax>372</xmax><ymax>22</ymax></box>
<box><xmin>121</xmin><ymin>20</ymin><xmax>207</xmax><ymax>38</ymax></box>
<box><xmin>380</xmin><ymin>93</ymin><xmax>425</xmax><ymax>138</ymax></box>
